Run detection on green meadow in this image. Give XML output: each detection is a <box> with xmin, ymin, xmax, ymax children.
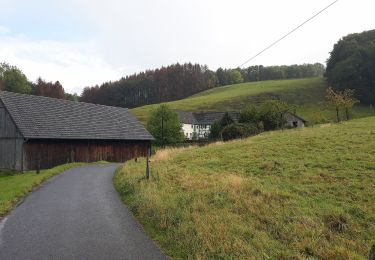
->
<box><xmin>114</xmin><ymin>116</ymin><xmax>375</xmax><ymax>259</ymax></box>
<box><xmin>131</xmin><ymin>77</ymin><xmax>374</xmax><ymax>125</ymax></box>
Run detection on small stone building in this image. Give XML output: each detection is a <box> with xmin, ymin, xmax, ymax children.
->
<box><xmin>0</xmin><ymin>91</ymin><xmax>153</xmax><ymax>171</ymax></box>
<box><xmin>284</xmin><ymin>112</ymin><xmax>307</xmax><ymax>128</ymax></box>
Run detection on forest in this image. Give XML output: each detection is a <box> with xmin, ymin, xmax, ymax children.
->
<box><xmin>1</xmin><ymin>61</ymin><xmax>324</xmax><ymax>108</ymax></box>
<box><xmin>79</xmin><ymin>63</ymin><xmax>325</xmax><ymax>108</ymax></box>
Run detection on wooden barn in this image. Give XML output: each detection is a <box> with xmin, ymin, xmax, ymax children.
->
<box><xmin>0</xmin><ymin>91</ymin><xmax>154</xmax><ymax>171</ymax></box>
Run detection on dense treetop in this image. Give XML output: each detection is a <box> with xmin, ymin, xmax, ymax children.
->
<box><xmin>326</xmin><ymin>29</ymin><xmax>375</xmax><ymax>104</ymax></box>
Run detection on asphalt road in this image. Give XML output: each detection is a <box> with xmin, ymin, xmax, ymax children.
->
<box><xmin>0</xmin><ymin>164</ymin><xmax>166</xmax><ymax>260</ymax></box>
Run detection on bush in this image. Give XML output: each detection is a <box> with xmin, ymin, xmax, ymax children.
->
<box><xmin>221</xmin><ymin>123</ymin><xmax>262</xmax><ymax>141</ymax></box>
<box><xmin>258</xmin><ymin>100</ymin><xmax>287</xmax><ymax>130</ymax></box>
<box><xmin>209</xmin><ymin>112</ymin><xmax>235</xmax><ymax>140</ymax></box>
<box><xmin>209</xmin><ymin>120</ymin><xmax>222</xmax><ymax>140</ymax></box>
<box><xmin>239</xmin><ymin>105</ymin><xmax>259</xmax><ymax>124</ymax></box>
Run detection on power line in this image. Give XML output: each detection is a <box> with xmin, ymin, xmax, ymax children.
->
<box><xmin>238</xmin><ymin>0</ymin><xmax>340</xmax><ymax>68</ymax></box>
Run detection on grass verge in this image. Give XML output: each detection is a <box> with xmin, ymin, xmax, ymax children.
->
<box><xmin>114</xmin><ymin>117</ymin><xmax>375</xmax><ymax>259</ymax></box>
<box><xmin>0</xmin><ymin>163</ymin><xmax>84</xmax><ymax>217</ymax></box>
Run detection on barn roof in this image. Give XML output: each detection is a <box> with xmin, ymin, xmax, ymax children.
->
<box><xmin>0</xmin><ymin>91</ymin><xmax>154</xmax><ymax>140</ymax></box>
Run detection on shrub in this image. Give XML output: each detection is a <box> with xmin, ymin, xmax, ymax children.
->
<box><xmin>221</xmin><ymin>123</ymin><xmax>262</xmax><ymax>141</ymax></box>
<box><xmin>209</xmin><ymin>112</ymin><xmax>235</xmax><ymax>140</ymax></box>
<box><xmin>239</xmin><ymin>105</ymin><xmax>259</xmax><ymax>124</ymax></box>
<box><xmin>258</xmin><ymin>100</ymin><xmax>288</xmax><ymax>130</ymax></box>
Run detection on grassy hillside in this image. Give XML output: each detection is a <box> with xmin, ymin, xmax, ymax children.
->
<box><xmin>131</xmin><ymin>77</ymin><xmax>374</xmax><ymax>125</ymax></box>
<box><xmin>114</xmin><ymin>117</ymin><xmax>375</xmax><ymax>259</ymax></box>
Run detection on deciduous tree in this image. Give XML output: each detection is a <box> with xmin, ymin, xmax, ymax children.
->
<box><xmin>0</xmin><ymin>62</ymin><xmax>32</xmax><ymax>94</ymax></box>
<box><xmin>147</xmin><ymin>105</ymin><xmax>184</xmax><ymax>147</ymax></box>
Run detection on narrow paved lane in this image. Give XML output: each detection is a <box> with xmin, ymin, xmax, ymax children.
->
<box><xmin>0</xmin><ymin>164</ymin><xmax>166</xmax><ymax>260</ymax></box>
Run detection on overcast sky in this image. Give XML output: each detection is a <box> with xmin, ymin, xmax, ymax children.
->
<box><xmin>0</xmin><ymin>0</ymin><xmax>373</xmax><ymax>94</ymax></box>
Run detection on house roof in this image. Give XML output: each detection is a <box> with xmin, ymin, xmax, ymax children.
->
<box><xmin>175</xmin><ymin>110</ymin><xmax>198</xmax><ymax>124</ymax></box>
<box><xmin>0</xmin><ymin>91</ymin><xmax>154</xmax><ymax>140</ymax></box>
<box><xmin>194</xmin><ymin>112</ymin><xmax>239</xmax><ymax>125</ymax></box>
<box><xmin>176</xmin><ymin>110</ymin><xmax>239</xmax><ymax>125</ymax></box>
<box><xmin>284</xmin><ymin>112</ymin><xmax>307</xmax><ymax>123</ymax></box>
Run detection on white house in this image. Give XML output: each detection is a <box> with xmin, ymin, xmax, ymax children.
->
<box><xmin>175</xmin><ymin>110</ymin><xmax>239</xmax><ymax>140</ymax></box>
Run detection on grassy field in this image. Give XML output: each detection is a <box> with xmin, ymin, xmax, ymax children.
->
<box><xmin>114</xmin><ymin>117</ymin><xmax>375</xmax><ymax>259</ymax></box>
<box><xmin>131</xmin><ymin>77</ymin><xmax>375</xmax><ymax>125</ymax></box>
<box><xmin>0</xmin><ymin>163</ymin><xmax>84</xmax><ymax>217</ymax></box>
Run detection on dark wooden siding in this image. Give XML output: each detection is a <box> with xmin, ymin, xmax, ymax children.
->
<box><xmin>23</xmin><ymin>139</ymin><xmax>150</xmax><ymax>170</ymax></box>
<box><xmin>0</xmin><ymin>101</ymin><xmax>24</xmax><ymax>170</ymax></box>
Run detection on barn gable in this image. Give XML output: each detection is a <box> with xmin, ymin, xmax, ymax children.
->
<box><xmin>0</xmin><ymin>99</ymin><xmax>24</xmax><ymax>170</ymax></box>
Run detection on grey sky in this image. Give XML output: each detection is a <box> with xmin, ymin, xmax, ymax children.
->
<box><xmin>0</xmin><ymin>0</ymin><xmax>373</xmax><ymax>94</ymax></box>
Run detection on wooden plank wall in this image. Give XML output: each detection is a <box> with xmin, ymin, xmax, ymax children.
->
<box><xmin>23</xmin><ymin>139</ymin><xmax>150</xmax><ymax>170</ymax></box>
<box><xmin>0</xmin><ymin>102</ymin><xmax>24</xmax><ymax>170</ymax></box>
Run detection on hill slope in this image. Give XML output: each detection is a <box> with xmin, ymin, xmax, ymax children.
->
<box><xmin>115</xmin><ymin>117</ymin><xmax>375</xmax><ymax>259</ymax></box>
<box><xmin>131</xmin><ymin>77</ymin><xmax>374</xmax><ymax>124</ymax></box>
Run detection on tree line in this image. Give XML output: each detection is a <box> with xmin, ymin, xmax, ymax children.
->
<box><xmin>80</xmin><ymin>63</ymin><xmax>325</xmax><ymax>108</ymax></box>
<box><xmin>1</xmin><ymin>61</ymin><xmax>325</xmax><ymax>107</ymax></box>
<box><xmin>80</xmin><ymin>63</ymin><xmax>218</xmax><ymax>108</ymax></box>
<box><xmin>216</xmin><ymin>63</ymin><xmax>325</xmax><ymax>86</ymax></box>
<box><xmin>0</xmin><ymin>62</ymin><xmax>77</xmax><ymax>101</ymax></box>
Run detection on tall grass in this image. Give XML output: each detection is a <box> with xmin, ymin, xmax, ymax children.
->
<box><xmin>114</xmin><ymin>117</ymin><xmax>375</xmax><ymax>259</ymax></box>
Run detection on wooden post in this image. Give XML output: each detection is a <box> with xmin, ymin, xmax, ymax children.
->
<box><xmin>36</xmin><ymin>152</ymin><xmax>41</xmax><ymax>174</ymax></box>
<box><xmin>146</xmin><ymin>146</ymin><xmax>151</xmax><ymax>180</ymax></box>
<box><xmin>70</xmin><ymin>146</ymin><xmax>75</xmax><ymax>163</ymax></box>
<box><xmin>146</xmin><ymin>154</ymin><xmax>150</xmax><ymax>180</ymax></box>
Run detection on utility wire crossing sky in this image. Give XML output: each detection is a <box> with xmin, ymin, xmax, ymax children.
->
<box><xmin>0</xmin><ymin>0</ymin><xmax>374</xmax><ymax>94</ymax></box>
<box><xmin>238</xmin><ymin>0</ymin><xmax>340</xmax><ymax>68</ymax></box>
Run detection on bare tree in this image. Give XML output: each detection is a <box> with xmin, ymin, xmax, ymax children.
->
<box><xmin>325</xmin><ymin>87</ymin><xmax>344</xmax><ymax>122</ymax></box>
<box><xmin>342</xmin><ymin>89</ymin><xmax>359</xmax><ymax>120</ymax></box>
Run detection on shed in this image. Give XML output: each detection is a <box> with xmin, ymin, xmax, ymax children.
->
<box><xmin>284</xmin><ymin>112</ymin><xmax>307</xmax><ymax>128</ymax></box>
<box><xmin>0</xmin><ymin>91</ymin><xmax>153</xmax><ymax>171</ymax></box>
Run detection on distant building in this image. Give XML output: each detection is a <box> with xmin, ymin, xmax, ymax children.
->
<box><xmin>284</xmin><ymin>112</ymin><xmax>307</xmax><ymax>128</ymax></box>
<box><xmin>176</xmin><ymin>110</ymin><xmax>306</xmax><ymax>140</ymax></box>
<box><xmin>175</xmin><ymin>110</ymin><xmax>239</xmax><ymax>140</ymax></box>
<box><xmin>0</xmin><ymin>91</ymin><xmax>154</xmax><ymax>171</ymax></box>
